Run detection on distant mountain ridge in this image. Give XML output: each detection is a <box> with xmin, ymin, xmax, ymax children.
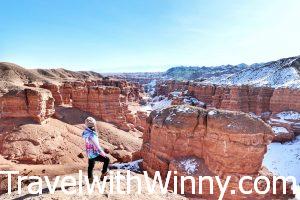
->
<box><xmin>164</xmin><ymin>64</ymin><xmax>248</xmax><ymax>81</ymax></box>
<box><xmin>162</xmin><ymin>55</ymin><xmax>300</xmax><ymax>88</ymax></box>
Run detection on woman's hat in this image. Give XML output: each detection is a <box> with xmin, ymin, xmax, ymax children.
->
<box><xmin>85</xmin><ymin>117</ymin><xmax>96</xmax><ymax>128</ymax></box>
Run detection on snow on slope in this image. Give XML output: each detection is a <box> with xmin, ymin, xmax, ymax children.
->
<box><xmin>263</xmin><ymin>135</ymin><xmax>300</xmax><ymax>186</ymax></box>
<box><xmin>162</xmin><ymin>56</ymin><xmax>300</xmax><ymax>88</ymax></box>
<box><xmin>207</xmin><ymin>56</ymin><xmax>300</xmax><ymax>88</ymax></box>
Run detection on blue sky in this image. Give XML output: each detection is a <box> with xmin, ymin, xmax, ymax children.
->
<box><xmin>1</xmin><ymin>0</ymin><xmax>300</xmax><ymax>72</ymax></box>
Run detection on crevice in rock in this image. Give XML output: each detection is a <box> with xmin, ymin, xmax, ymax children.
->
<box><xmin>24</xmin><ymin>89</ymin><xmax>30</xmax><ymax>113</ymax></box>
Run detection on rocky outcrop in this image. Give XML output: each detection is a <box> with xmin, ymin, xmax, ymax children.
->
<box><xmin>141</xmin><ymin>105</ymin><xmax>293</xmax><ymax>199</ymax></box>
<box><xmin>0</xmin><ymin>87</ymin><xmax>55</xmax><ymax>123</ymax></box>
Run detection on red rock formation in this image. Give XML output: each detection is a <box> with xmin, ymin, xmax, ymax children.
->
<box><xmin>0</xmin><ymin>87</ymin><xmax>54</xmax><ymax>123</ymax></box>
<box><xmin>270</xmin><ymin>88</ymin><xmax>300</xmax><ymax>113</ymax></box>
<box><xmin>188</xmin><ymin>83</ymin><xmax>215</xmax><ymax>104</ymax></box>
<box><xmin>72</xmin><ymin>86</ymin><xmax>130</xmax><ymax>131</ymax></box>
<box><xmin>25</xmin><ymin>78</ymin><xmax>143</xmax><ymax>131</ymax></box>
<box><xmin>96</xmin><ymin>78</ymin><xmax>142</xmax><ymax>102</ymax></box>
<box><xmin>41</xmin><ymin>83</ymin><xmax>63</xmax><ymax>105</ymax></box>
<box><xmin>156</xmin><ymin>80</ymin><xmax>189</xmax><ymax>96</ymax></box>
<box><xmin>134</xmin><ymin>111</ymin><xmax>148</xmax><ymax>132</ymax></box>
<box><xmin>218</xmin><ymin>85</ymin><xmax>250</xmax><ymax>112</ymax></box>
<box><xmin>60</xmin><ymin>82</ymin><xmax>73</xmax><ymax>105</ymax></box>
<box><xmin>141</xmin><ymin>105</ymin><xmax>293</xmax><ymax>199</ymax></box>
<box><xmin>156</xmin><ymin>81</ymin><xmax>276</xmax><ymax>115</ymax></box>
<box><xmin>249</xmin><ymin>87</ymin><xmax>274</xmax><ymax>114</ymax></box>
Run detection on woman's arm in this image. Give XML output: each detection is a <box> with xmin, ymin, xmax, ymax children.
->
<box><xmin>90</xmin><ymin>135</ymin><xmax>107</xmax><ymax>157</ymax></box>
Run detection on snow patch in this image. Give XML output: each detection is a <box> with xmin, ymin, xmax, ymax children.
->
<box><xmin>151</xmin><ymin>97</ymin><xmax>172</xmax><ymax>111</ymax></box>
<box><xmin>179</xmin><ymin>158</ymin><xmax>198</xmax><ymax>175</ymax></box>
<box><xmin>110</xmin><ymin>159</ymin><xmax>143</xmax><ymax>173</ymax></box>
<box><xmin>263</xmin><ymin>136</ymin><xmax>300</xmax><ymax>187</ymax></box>
<box><xmin>176</xmin><ymin>105</ymin><xmax>194</xmax><ymax>113</ymax></box>
<box><xmin>208</xmin><ymin>110</ymin><xmax>217</xmax><ymax>116</ymax></box>
<box><xmin>276</xmin><ymin>111</ymin><xmax>300</xmax><ymax>120</ymax></box>
<box><xmin>170</xmin><ymin>91</ymin><xmax>182</xmax><ymax>97</ymax></box>
<box><xmin>272</xmin><ymin>126</ymin><xmax>289</xmax><ymax>134</ymax></box>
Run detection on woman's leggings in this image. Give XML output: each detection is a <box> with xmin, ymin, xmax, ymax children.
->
<box><xmin>88</xmin><ymin>155</ymin><xmax>110</xmax><ymax>178</ymax></box>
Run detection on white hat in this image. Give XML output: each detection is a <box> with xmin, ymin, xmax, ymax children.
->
<box><xmin>85</xmin><ymin>117</ymin><xmax>96</xmax><ymax>128</ymax></box>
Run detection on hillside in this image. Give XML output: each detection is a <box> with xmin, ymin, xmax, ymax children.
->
<box><xmin>207</xmin><ymin>56</ymin><xmax>300</xmax><ymax>88</ymax></box>
<box><xmin>0</xmin><ymin>62</ymin><xmax>103</xmax><ymax>86</ymax></box>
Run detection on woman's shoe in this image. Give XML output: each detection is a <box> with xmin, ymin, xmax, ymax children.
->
<box><xmin>100</xmin><ymin>172</ymin><xmax>110</xmax><ymax>181</ymax></box>
<box><xmin>88</xmin><ymin>177</ymin><xmax>94</xmax><ymax>184</ymax></box>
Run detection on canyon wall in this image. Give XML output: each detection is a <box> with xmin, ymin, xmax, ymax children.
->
<box><xmin>39</xmin><ymin>79</ymin><xmax>142</xmax><ymax>106</ymax></box>
<box><xmin>0</xmin><ymin>87</ymin><xmax>55</xmax><ymax>123</ymax></box>
<box><xmin>156</xmin><ymin>81</ymin><xmax>300</xmax><ymax>115</ymax></box>
<box><xmin>141</xmin><ymin>105</ymin><xmax>293</xmax><ymax>199</ymax></box>
<box><xmin>1</xmin><ymin>77</ymin><xmax>144</xmax><ymax>132</ymax></box>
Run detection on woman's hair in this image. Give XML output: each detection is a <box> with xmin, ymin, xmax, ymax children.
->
<box><xmin>85</xmin><ymin>117</ymin><xmax>96</xmax><ymax>128</ymax></box>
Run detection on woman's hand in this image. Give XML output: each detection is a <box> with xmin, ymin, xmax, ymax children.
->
<box><xmin>100</xmin><ymin>151</ymin><xmax>107</xmax><ymax>158</ymax></box>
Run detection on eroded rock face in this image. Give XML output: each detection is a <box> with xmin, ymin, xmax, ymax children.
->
<box><xmin>41</xmin><ymin>83</ymin><xmax>63</xmax><ymax>105</ymax></box>
<box><xmin>19</xmin><ymin>79</ymin><xmax>143</xmax><ymax>131</ymax></box>
<box><xmin>72</xmin><ymin>86</ymin><xmax>131</xmax><ymax>131</ymax></box>
<box><xmin>141</xmin><ymin>105</ymin><xmax>292</xmax><ymax>199</ymax></box>
<box><xmin>135</xmin><ymin>111</ymin><xmax>149</xmax><ymax>133</ymax></box>
<box><xmin>155</xmin><ymin>80</ymin><xmax>189</xmax><ymax>97</ymax></box>
<box><xmin>60</xmin><ymin>82</ymin><xmax>73</xmax><ymax>104</ymax></box>
<box><xmin>188</xmin><ymin>83</ymin><xmax>215</xmax><ymax>104</ymax></box>
<box><xmin>205</xmin><ymin>109</ymin><xmax>272</xmax><ymax>175</ymax></box>
<box><xmin>0</xmin><ymin>87</ymin><xmax>55</xmax><ymax>123</ymax></box>
<box><xmin>157</xmin><ymin>81</ymin><xmax>300</xmax><ymax>117</ymax></box>
<box><xmin>270</xmin><ymin>88</ymin><xmax>300</xmax><ymax>113</ymax></box>
<box><xmin>194</xmin><ymin>84</ymin><xmax>274</xmax><ymax>115</ymax></box>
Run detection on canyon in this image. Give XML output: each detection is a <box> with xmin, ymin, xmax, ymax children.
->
<box><xmin>1</xmin><ymin>57</ymin><xmax>300</xmax><ymax>199</ymax></box>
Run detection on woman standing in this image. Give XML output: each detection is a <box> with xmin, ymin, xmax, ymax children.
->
<box><xmin>82</xmin><ymin>117</ymin><xmax>110</xmax><ymax>182</ymax></box>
